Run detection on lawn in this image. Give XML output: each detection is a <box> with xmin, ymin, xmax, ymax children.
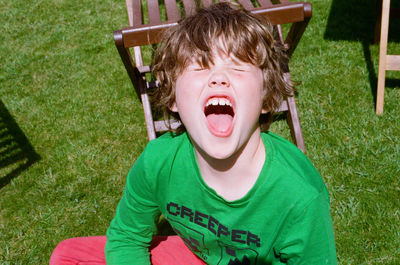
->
<box><xmin>1</xmin><ymin>0</ymin><xmax>400</xmax><ymax>264</ymax></box>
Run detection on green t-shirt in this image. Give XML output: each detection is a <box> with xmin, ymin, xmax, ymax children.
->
<box><xmin>105</xmin><ymin>132</ymin><xmax>337</xmax><ymax>264</ymax></box>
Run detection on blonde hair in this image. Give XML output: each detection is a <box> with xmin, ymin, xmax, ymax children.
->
<box><xmin>152</xmin><ymin>1</ymin><xmax>293</xmax><ymax>131</ymax></box>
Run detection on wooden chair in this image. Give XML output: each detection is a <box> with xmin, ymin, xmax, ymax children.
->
<box><xmin>114</xmin><ymin>0</ymin><xmax>312</xmax><ymax>152</ymax></box>
<box><xmin>376</xmin><ymin>0</ymin><xmax>400</xmax><ymax>114</ymax></box>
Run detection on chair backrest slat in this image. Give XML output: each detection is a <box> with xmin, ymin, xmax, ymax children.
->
<box><xmin>125</xmin><ymin>0</ymin><xmax>134</xmax><ymax>26</ymax></box>
<box><xmin>127</xmin><ymin>0</ymin><xmax>143</xmax><ymax>27</ymax></box>
<box><xmin>200</xmin><ymin>0</ymin><xmax>213</xmax><ymax>8</ymax></box>
<box><xmin>165</xmin><ymin>0</ymin><xmax>180</xmax><ymax>21</ymax></box>
<box><xmin>258</xmin><ymin>0</ymin><xmax>273</xmax><ymax>8</ymax></box>
<box><xmin>148</xmin><ymin>0</ymin><xmax>162</xmax><ymax>24</ymax></box>
<box><xmin>182</xmin><ymin>0</ymin><xmax>197</xmax><ymax>16</ymax></box>
<box><xmin>237</xmin><ymin>0</ymin><xmax>255</xmax><ymax>10</ymax></box>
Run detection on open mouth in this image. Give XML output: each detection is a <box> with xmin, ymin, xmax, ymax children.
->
<box><xmin>204</xmin><ymin>97</ymin><xmax>235</xmax><ymax>137</ymax></box>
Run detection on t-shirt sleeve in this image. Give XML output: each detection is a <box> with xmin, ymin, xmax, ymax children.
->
<box><xmin>274</xmin><ymin>191</ymin><xmax>337</xmax><ymax>265</ymax></box>
<box><xmin>105</xmin><ymin>150</ymin><xmax>160</xmax><ymax>265</ymax></box>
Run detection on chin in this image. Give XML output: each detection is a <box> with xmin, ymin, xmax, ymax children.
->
<box><xmin>202</xmin><ymin>144</ymin><xmax>237</xmax><ymax>160</ymax></box>
<box><xmin>209</xmin><ymin>152</ymin><xmax>232</xmax><ymax>160</ymax></box>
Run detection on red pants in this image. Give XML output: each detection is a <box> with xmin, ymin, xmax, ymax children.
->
<box><xmin>49</xmin><ymin>235</ymin><xmax>206</xmax><ymax>265</ymax></box>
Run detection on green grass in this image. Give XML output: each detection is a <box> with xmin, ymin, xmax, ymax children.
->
<box><xmin>1</xmin><ymin>0</ymin><xmax>400</xmax><ymax>264</ymax></box>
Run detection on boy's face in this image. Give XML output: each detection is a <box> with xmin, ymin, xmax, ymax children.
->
<box><xmin>171</xmin><ymin>51</ymin><xmax>265</xmax><ymax>160</ymax></box>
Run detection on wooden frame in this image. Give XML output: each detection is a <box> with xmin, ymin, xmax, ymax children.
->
<box><xmin>114</xmin><ymin>0</ymin><xmax>312</xmax><ymax>152</ymax></box>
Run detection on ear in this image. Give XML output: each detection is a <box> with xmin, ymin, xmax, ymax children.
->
<box><xmin>261</xmin><ymin>89</ymin><xmax>268</xmax><ymax>114</ymax></box>
<box><xmin>169</xmin><ymin>102</ymin><xmax>178</xmax><ymax>112</ymax></box>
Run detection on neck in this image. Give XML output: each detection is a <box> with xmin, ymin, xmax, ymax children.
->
<box><xmin>193</xmin><ymin>130</ymin><xmax>266</xmax><ymax>200</ymax></box>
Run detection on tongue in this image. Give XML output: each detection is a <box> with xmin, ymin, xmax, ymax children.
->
<box><xmin>206</xmin><ymin>114</ymin><xmax>233</xmax><ymax>135</ymax></box>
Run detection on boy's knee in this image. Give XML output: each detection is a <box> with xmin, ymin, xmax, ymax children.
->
<box><xmin>50</xmin><ymin>236</ymin><xmax>107</xmax><ymax>265</ymax></box>
<box><xmin>52</xmin><ymin>238</ymin><xmax>75</xmax><ymax>254</ymax></box>
<box><xmin>50</xmin><ymin>238</ymin><xmax>78</xmax><ymax>264</ymax></box>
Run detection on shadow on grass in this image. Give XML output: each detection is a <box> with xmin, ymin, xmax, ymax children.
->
<box><xmin>324</xmin><ymin>0</ymin><xmax>400</xmax><ymax>104</ymax></box>
<box><xmin>0</xmin><ymin>99</ymin><xmax>40</xmax><ymax>189</ymax></box>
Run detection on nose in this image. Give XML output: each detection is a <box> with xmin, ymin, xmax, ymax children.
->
<box><xmin>208</xmin><ymin>71</ymin><xmax>230</xmax><ymax>88</ymax></box>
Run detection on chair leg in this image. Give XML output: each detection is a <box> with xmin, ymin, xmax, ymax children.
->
<box><xmin>286</xmin><ymin>96</ymin><xmax>305</xmax><ymax>153</ymax></box>
<box><xmin>282</xmin><ymin>72</ymin><xmax>305</xmax><ymax>152</ymax></box>
<box><xmin>376</xmin><ymin>58</ymin><xmax>387</xmax><ymax>115</ymax></box>
<box><xmin>376</xmin><ymin>0</ymin><xmax>391</xmax><ymax>115</ymax></box>
<box><xmin>142</xmin><ymin>92</ymin><xmax>157</xmax><ymax>141</ymax></box>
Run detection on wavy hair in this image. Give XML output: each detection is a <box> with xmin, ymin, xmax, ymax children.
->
<box><xmin>152</xmin><ymin>1</ymin><xmax>293</xmax><ymax>131</ymax></box>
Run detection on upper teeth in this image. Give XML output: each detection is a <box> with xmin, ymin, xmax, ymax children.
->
<box><xmin>206</xmin><ymin>98</ymin><xmax>232</xmax><ymax>107</ymax></box>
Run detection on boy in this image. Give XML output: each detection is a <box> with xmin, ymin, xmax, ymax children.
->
<box><xmin>50</xmin><ymin>2</ymin><xmax>336</xmax><ymax>264</ymax></box>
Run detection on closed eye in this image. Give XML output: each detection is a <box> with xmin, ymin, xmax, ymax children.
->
<box><xmin>188</xmin><ymin>65</ymin><xmax>207</xmax><ymax>71</ymax></box>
